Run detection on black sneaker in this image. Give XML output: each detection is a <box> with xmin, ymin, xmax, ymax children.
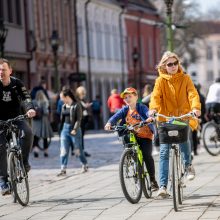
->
<box><xmin>84</xmin><ymin>151</ymin><xmax>91</xmax><ymax>157</ymax></box>
<box><xmin>24</xmin><ymin>164</ymin><xmax>31</xmax><ymax>173</ymax></box>
<box><xmin>57</xmin><ymin>170</ymin><xmax>66</xmax><ymax>177</ymax></box>
<box><xmin>151</xmin><ymin>180</ymin><xmax>159</xmax><ymax>191</ymax></box>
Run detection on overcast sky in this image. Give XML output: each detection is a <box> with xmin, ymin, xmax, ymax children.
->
<box><xmin>192</xmin><ymin>0</ymin><xmax>220</xmax><ymax>12</ymax></box>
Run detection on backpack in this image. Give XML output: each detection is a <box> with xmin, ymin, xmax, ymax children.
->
<box><xmin>33</xmin><ymin>101</ymin><xmax>43</xmax><ymax>120</ymax></box>
<box><xmin>92</xmin><ymin>100</ymin><xmax>101</xmax><ymax>111</ymax></box>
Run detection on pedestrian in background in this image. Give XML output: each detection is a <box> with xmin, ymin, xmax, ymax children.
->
<box><xmin>76</xmin><ymin>86</ymin><xmax>92</xmax><ymax>157</ymax></box>
<box><xmin>92</xmin><ymin>95</ymin><xmax>102</xmax><ymax>130</ymax></box>
<box><xmin>191</xmin><ymin>83</ymin><xmax>206</xmax><ymax>155</ymax></box>
<box><xmin>57</xmin><ymin>88</ymin><xmax>88</xmax><ymax>176</ymax></box>
<box><xmin>32</xmin><ymin>90</ymin><xmax>54</xmax><ymax>157</ymax></box>
<box><xmin>142</xmin><ymin>84</ymin><xmax>153</xmax><ymax>107</ymax></box>
<box><xmin>107</xmin><ymin>89</ymin><xmax>124</xmax><ymax>117</ymax></box>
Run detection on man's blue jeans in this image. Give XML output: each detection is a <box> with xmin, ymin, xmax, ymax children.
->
<box><xmin>159</xmin><ymin>139</ymin><xmax>191</xmax><ymax>187</ymax></box>
<box><xmin>60</xmin><ymin>123</ymin><xmax>87</xmax><ymax>170</ymax></box>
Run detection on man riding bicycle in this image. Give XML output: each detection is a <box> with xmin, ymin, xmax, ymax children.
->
<box><xmin>0</xmin><ymin>58</ymin><xmax>36</xmax><ymax>196</ymax></box>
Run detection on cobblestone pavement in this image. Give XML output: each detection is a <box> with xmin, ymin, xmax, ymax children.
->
<box><xmin>0</xmin><ymin>130</ymin><xmax>220</xmax><ymax>220</ymax></box>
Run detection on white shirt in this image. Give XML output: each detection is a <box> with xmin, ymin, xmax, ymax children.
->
<box><xmin>205</xmin><ymin>82</ymin><xmax>220</xmax><ymax>104</ymax></box>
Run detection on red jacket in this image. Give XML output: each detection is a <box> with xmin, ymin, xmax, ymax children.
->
<box><xmin>107</xmin><ymin>94</ymin><xmax>124</xmax><ymax>113</ymax></box>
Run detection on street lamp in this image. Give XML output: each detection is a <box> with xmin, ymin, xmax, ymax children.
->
<box><xmin>50</xmin><ymin>30</ymin><xmax>59</xmax><ymax>93</ymax></box>
<box><xmin>164</xmin><ymin>0</ymin><xmax>174</xmax><ymax>51</ymax></box>
<box><xmin>0</xmin><ymin>18</ymin><xmax>8</xmax><ymax>57</ymax></box>
<box><xmin>132</xmin><ymin>47</ymin><xmax>139</xmax><ymax>89</ymax></box>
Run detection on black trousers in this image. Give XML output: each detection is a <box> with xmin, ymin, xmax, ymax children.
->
<box><xmin>0</xmin><ymin>120</ymin><xmax>33</xmax><ymax>183</ymax></box>
<box><xmin>136</xmin><ymin>137</ymin><xmax>156</xmax><ymax>181</ymax></box>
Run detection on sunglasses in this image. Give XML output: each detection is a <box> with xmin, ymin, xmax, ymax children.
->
<box><xmin>166</xmin><ymin>61</ymin><xmax>178</xmax><ymax>67</ymax></box>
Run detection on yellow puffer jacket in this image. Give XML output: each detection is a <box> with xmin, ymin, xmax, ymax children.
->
<box><xmin>149</xmin><ymin>69</ymin><xmax>201</xmax><ymax>130</ymax></box>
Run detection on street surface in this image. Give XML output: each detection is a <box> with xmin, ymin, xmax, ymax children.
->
<box><xmin>0</xmin><ymin>130</ymin><xmax>220</xmax><ymax>220</ymax></box>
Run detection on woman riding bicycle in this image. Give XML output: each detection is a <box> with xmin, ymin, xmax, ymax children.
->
<box><xmin>148</xmin><ymin>51</ymin><xmax>201</xmax><ymax>197</ymax></box>
<box><xmin>104</xmin><ymin>87</ymin><xmax>159</xmax><ymax>191</ymax></box>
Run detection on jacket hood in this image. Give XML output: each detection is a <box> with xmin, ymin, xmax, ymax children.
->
<box><xmin>158</xmin><ymin>68</ymin><xmax>184</xmax><ymax>81</ymax></box>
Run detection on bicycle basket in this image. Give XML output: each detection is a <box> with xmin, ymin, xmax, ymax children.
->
<box><xmin>158</xmin><ymin>122</ymin><xmax>189</xmax><ymax>144</ymax></box>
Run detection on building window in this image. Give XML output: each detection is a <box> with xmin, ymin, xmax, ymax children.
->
<box><xmin>2</xmin><ymin>0</ymin><xmax>21</xmax><ymax>25</ymax></box>
<box><xmin>206</xmin><ymin>46</ymin><xmax>213</xmax><ymax>60</ymax></box>
<box><xmin>104</xmin><ymin>24</ymin><xmax>111</xmax><ymax>60</ymax></box>
<box><xmin>77</xmin><ymin>18</ymin><xmax>85</xmax><ymax>56</ymax></box>
<box><xmin>89</xmin><ymin>21</ymin><xmax>95</xmax><ymax>58</ymax></box>
<box><xmin>95</xmin><ymin>22</ymin><xmax>103</xmax><ymax>59</ymax></box>
<box><xmin>148</xmin><ymin>37</ymin><xmax>154</xmax><ymax>68</ymax></box>
<box><xmin>218</xmin><ymin>46</ymin><xmax>220</xmax><ymax>60</ymax></box>
<box><xmin>112</xmin><ymin>25</ymin><xmax>120</xmax><ymax>60</ymax></box>
<box><xmin>207</xmin><ymin>71</ymin><xmax>214</xmax><ymax>81</ymax></box>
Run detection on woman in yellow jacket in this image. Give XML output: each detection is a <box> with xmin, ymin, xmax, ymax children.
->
<box><xmin>149</xmin><ymin>51</ymin><xmax>201</xmax><ymax>197</ymax></box>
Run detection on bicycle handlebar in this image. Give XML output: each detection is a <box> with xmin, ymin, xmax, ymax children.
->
<box><xmin>153</xmin><ymin>112</ymin><xmax>197</xmax><ymax>121</ymax></box>
<box><xmin>0</xmin><ymin>114</ymin><xmax>29</xmax><ymax>126</ymax></box>
<box><xmin>110</xmin><ymin>121</ymin><xmax>150</xmax><ymax>132</ymax></box>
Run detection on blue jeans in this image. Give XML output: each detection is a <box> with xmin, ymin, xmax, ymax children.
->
<box><xmin>159</xmin><ymin>139</ymin><xmax>191</xmax><ymax>187</ymax></box>
<box><xmin>60</xmin><ymin>123</ymin><xmax>87</xmax><ymax>170</ymax></box>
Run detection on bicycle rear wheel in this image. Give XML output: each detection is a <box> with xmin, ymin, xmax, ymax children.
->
<box><xmin>142</xmin><ymin>162</ymin><xmax>152</xmax><ymax>199</ymax></box>
<box><xmin>119</xmin><ymin>148</ymin><xmax>142</xmax><ymax>204</ymax></box>
<box><xmin>171</xmin><ymin>148</ymin><xmax>180</xmax><ymax>212</ymax></box>
<box><xmin>8</xmin><ymin>152</ymin><xmax>29</xmax><ymax>206</ymax></box>
<box><xmin>203</xmin><ymin>121</ymin><xmax>220</xmax><ymax>156</ymax></box>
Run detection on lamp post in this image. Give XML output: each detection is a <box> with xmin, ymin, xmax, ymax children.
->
<box><xmin>132</xmin><ymin>47</ymin><xmax>139</xmax><ymax>89</ymax></box>
<box><xmin>50</xmin><ymin>30</ymin><xmax>59</xmax><ymax>93</ymax></box>
<box><xmin>0</xmin><ymin>18</ymin><xmax>8</xmax><ymax>57</ymax></box>
<box><xmin>164</xmin><ymin>0</ymin><xmax>174</xmax><ymax>51</ymax></box>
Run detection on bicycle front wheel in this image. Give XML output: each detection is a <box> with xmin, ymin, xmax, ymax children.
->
<box><xmin>8</xmin><ymin>152</ymin><xmax>29</xmax><ymax>206</ymax></box>
<box><xmin>142</xmin><ymin>162</ymin><xmax>152</xmax><ymax>199</ymax></box>
<box><xmin>119</xmin><ymin>148</ymin><xmax>142</xmax><ymax>204</ymax></box>
<box><xmin>171</xmin><ymin>148</ymin><xmax>180</xmax><ymax>212</ymax></box>
<box><xmin>203</xmin><ymin>121</ymin><xmax>220</xmax><ymax>156</ymax></box>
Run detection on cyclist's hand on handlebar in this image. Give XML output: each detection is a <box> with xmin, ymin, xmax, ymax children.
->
<box><xmin>26</xmin><ymin>109</ymin><xmax>36</xmax><ymax>118</ymax></box>
<box><xmin>148</xmin><ymin>109</ymin><xmax>157</xmax><ymax>117</ymax></box>
<box><xmin>192</xmin><ymin>109</ymin><xmax>201</xmax><ymax>117</ymax></box>
<box><xmin>104</xmin><ymin>123</ymin><xmax>111</xmax><ymax>131</ymax></box>
<box><xmin>146</xmin><ymin>117</ymin><xmax>154</xmax><ymax>123</ymax></box>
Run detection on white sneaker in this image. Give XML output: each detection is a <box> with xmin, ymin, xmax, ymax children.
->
<box><xmin>186</xmin><ymin>165</ymin><xmax>195</xmax><ymax>180</ymax></box>
<box><xmin>157</xmin><ymin>186</ymin><xmax>167</xmax><ymax>197</ymax></box>
<box><xmin>81</xmin><ymin>164</ymin><xmax>88</xmax><ymax>173</ymax></box>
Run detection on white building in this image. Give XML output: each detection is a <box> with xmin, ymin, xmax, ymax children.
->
<box><xmin>187</xmin><ymin>22</ymin><xmax>220</xmax><ymax>95</ymax></box>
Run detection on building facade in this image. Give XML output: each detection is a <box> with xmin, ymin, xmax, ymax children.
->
<box><xmin>0</xmin><ymin>0</ymin><xmax>31</xmax><ymax>87</ymax></box>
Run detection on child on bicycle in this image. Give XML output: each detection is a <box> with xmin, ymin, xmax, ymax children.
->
<box><xmin>148</xmin><ymin>51</ymin><xmax>201</xmax><ymax>197</ymax></box>
<box><xmin>104</xmin><ymin>87</ymin><xmax>159</xmax><ymax>191</ymax></box>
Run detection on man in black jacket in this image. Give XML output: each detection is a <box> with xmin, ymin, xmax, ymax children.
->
<box><xmin>0</xmin><ymin>58</ymin><xmax>36</xmax><ymax>196</ymax></box>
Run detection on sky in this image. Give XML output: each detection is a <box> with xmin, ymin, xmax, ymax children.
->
<box><xmin>192</xmin><ymin>0</ymin><xmax>220</xmax><ymax>13</ymax></box>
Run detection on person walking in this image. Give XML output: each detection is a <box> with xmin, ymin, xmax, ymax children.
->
<box><xmin>32</xmin><ymin>90</ymin><xmax>54</xmax><ymax>157</ymax></box>
<box><xmin>92</xmin><ymin>95</ymin><xmax>102</xmax><ymax>130</ymax></box>
<box><xmin>107</xmin><ymin>89</ymin><xmax>124</xmax><ymax>117</ymax></box>
<box><xmin>105</xmin><ymin>87</ymin><xmax>159</xmax><ymax>191</ymax></box>
<box><xmin>142</xmin><ymin>84</ymin><xmax>153</xmax><ymax>107</ymax></box>
<box><xmin>148</xmin><ymin>51</ymin><xmax>201</xmax><ymax>197</ymax></box>
<box><xmin>0</xmin><ymin>58</ymin><xmax>36</xmax><ymax>195</ymax></box>
<box><xmin>57</xmin><ymin>88</ymin><xmax>88</xmax><ymax>176</ymax></box>
<box><xmin>76</xmin><ymin>86</ymin><xmax>92</xmax><ymax>157</ymax></box>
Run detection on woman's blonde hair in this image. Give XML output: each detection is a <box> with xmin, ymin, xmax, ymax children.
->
<box><xmin>156</xmin><ymin>51</ymin><xmax>183</xmax><ymax>73</ymax></box>
<box><xmin>35</xmin><ymin>90</ymin><xmax>48</xmax><ymax>103</ymax></box>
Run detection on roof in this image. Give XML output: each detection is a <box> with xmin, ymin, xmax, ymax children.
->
<box><xmin>116</xmin><ymin>0</ymin><xmax>157</xmax><ymax>12</ymax></box>
<box><xmin>190</xmin><ymin>21</ymin><xmax>220</xmax><ymax>36</ymax></box>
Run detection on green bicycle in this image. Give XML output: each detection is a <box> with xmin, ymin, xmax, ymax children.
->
<box><xmin>112</xmin><ymin>122</ymin><xmax>152</xmax><ymax>204</ymax></box>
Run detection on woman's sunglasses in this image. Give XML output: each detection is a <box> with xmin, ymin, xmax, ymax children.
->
<box><xmin>166</xmin><ymin>60</ymin><xmax>178</xmax><ymax>67</ymax></box>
